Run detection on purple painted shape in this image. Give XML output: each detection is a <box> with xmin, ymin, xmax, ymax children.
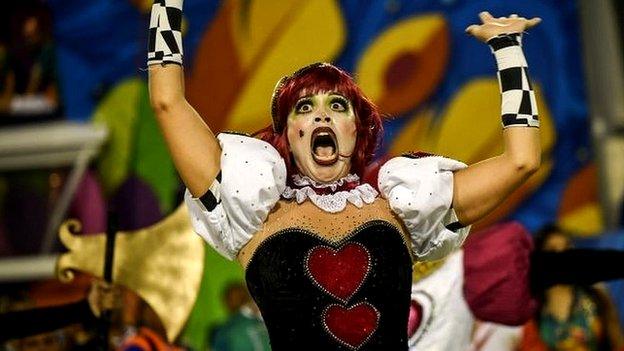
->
<box><xmin>4</xmin><ymin>187</ymin><xmax>48</xmax><ymax>255</ymax></box>
<box><xmin>68</xmin><ymin>170</ymin><xmax>106</xmax><ymax>234</ymax></box>
<box><xmin>463</xmin><ymin>221</ymin><xmax>537</xmax><ymax>326</ymax></box>
<box><xmin>110</xmin><ymin>176</ymin><xmax>162</xmax><ymax>231</ymax></box>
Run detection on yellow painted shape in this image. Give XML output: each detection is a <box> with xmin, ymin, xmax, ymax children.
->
<box><xmin>355</xmin><ymin>14</ymin><xmax>446</xmax><ymax>102</ymax></box>
<box><xmin>231</xmin><ymin>1</ymin><xmax>296</xmax><ymax>68</ymax></box>
<box><xmin>226</xmin><ymin>0</ymin><xmax>345</xmax><ymax>132</ymax></box>
<box><xmin>432</xmin><ymin>79</ymin><xmax>555</xmax><ymax>164</ymax></box>
<box><xmin>559</xmin><ymin>203</ymin><xmax>605</xmax><ymax>236</ymax></box>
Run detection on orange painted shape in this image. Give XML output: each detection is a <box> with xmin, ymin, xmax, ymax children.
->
<box><xmin>186</xmin><ymin>1</ymin><xmax>244</xmax><ymax>133</ymax></box>
<box><xmin>356</xmin><ymin>15</ymin><xmax>449</xmax><ymax>116</ymax></box>
<box><xmin>379</xmin><ymin>26</ymin><xmax>449</xmax><ymax>115</ymax></box>
<box><xmin>558</xmin><ymin>163</ymin><xmax>598</xmax><ymax>217</ymax></box>
<box><xmin>557</xmin><ymin>163</ymin><xmax>604</xmax><ymax>235</ymax></box>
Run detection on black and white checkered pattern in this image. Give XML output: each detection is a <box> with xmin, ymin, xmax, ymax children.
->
<box><xmin>147</xmin><ymin>0</ymin><xmax>183</xmax><ymax>66</ymax></box>
<box><xmin>199</xmin><ymin>171</ymin><xmax>222</xmax><ymax>211</ymax></box>
<box><xmin>488</xmin><ymin>33</ymin><xmax>539</xmax><ymax>128</ymax></box>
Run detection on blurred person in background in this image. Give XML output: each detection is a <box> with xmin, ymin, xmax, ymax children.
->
<box><xmin>520</xmin><ymin>225</ymin><xmax>624</xmax><ymax>351</ymax></box>
<box><xmin>117</xmin><ymin>295</ymin><xmax>186</xmax><ymax>351</ymax></box>
<box><xmin>9</xmin><ymin>330</ymin><xmax>67</xmax><ymax>351</ymax></box>
<box><xmin>0</xmin><ymin>1</ymin><xmax>59</xmax><ymax>121</ymax></box>
<box><xmin>0</xmin><ymin>280</ymin><xmax>119</xmax><ymax>350</ymax></box>
<box><xmin>407</xmin><ymin>221</ymin><xmax>624</xmax><ymax>351</ymax></box>
<box><xmin>209</xmin><ymin>282</ymin><xmax>270</xmax><ymax>351</ymax></box>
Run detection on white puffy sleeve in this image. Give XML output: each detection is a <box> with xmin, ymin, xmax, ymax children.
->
<box><xmin>378</xmin><ymin>155</ymin><xmax>470</xmax><ymax>261</ymax></box>
<box><xmin>184</xmin><ymin>133</ymin><xmax>287</xmax><ymax>260</ymax></box>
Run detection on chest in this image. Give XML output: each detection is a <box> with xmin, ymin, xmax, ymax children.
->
<box><xmin>237</xmin><ymin>198</ymin><xmax>411</xmax><ymax>267</ymax></box>
<box><xmin>244</xmin><ymin>220</ymin><xmax>413</xmax><ymax>350</ymax></box>
<box><xmin>239</xmin><ymin>199</ymin><xmax>414</xmax><ymax>350</ymax></box>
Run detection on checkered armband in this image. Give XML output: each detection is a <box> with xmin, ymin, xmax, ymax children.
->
<box><xmin>488</xmin><ymin>33</ymin><xmax>539</xmax><ymax>128</ymax></box>
<box><xmin>147</xmin><ymin>0</ymin><xmax>183</xmax><ymax>66</ymax></box>
<box><xmin>198</xmin><ymin>171</ymin><xmax>222</xmax><ymax>211</ymax></box>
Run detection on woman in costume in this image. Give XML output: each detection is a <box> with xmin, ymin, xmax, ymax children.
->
<box><xmin>147</xmin><ymin>1</ymin><xmax>540</xmax><ymax>349</ymax></box>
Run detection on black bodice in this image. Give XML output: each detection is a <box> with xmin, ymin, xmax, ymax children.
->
<box><xmin>245</xmin><ymin>220</ymin><xmax>413</xmax><ymax>350</ymax></box>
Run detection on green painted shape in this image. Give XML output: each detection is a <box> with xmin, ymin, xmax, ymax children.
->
<box><xmin>133</xmin><ymin>83</ymin><xmax>178</xmax><ymax>213</ymax></box>
<box><xmin>180</xmin><ymin>246</ymin><xmax>244</xmax><ymax>351</ymax></box>
<box><xmin>93</xmin><ymin>79</ymin><xmax>143</xmax><ymax>195</ymax></box>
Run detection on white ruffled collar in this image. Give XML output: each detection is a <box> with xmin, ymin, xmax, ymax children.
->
<box><xmin>282</xmin><ymin>174</ymin><xmax>378</xmax><ymax>213</ymax></box>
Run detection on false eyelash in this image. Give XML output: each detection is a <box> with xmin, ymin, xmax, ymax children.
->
<box><xmin>331</xmin><ymin>96</ymin><xmax>349</xmax><ymax>108</ymax></box>
<box><xmin>295</xmin><ymin>98</ymin><xmax>313</xmax><ymax>112</ymax></box>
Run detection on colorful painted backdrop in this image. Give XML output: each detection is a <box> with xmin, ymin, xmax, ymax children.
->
<box><xmin>46</xmin><ymin>0</ymin><xmax>605</xmax><ymax>348</ymax></box>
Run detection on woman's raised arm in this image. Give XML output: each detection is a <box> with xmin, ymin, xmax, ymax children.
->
<box><xmin>147</xmin><ymin>0</ymin><xmax>220</xmax><ymax>197</ymax></box>
<box><xmin>452</xmin><ymin>12</ymin><xmax>542</xmax><ymax>225</ymax></box>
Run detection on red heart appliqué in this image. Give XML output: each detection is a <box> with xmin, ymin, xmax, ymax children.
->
<box><xmin>408</xmin><ymin>291</ymin><xmax>435</xmax><ymax>345</ymax></box>
<box><xmin>407</xmin><ymin>300</ymin><xmax>423</xmax><ymax>337</ymax></box>
<box><xmin>323</xmin><ymin>302</ymin><xmax>380</xmax><ymax>349</ymax></box>
<box><xmin>305</xmin><ymin>242</ymin><xmax>370</xmax><ymax>302</ymax></box>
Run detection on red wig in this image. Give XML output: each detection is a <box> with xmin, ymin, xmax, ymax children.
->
<box><xmin>254</xmin><ymin>63</ymin><xmax>383</xmax><ymax>184</ymax></box>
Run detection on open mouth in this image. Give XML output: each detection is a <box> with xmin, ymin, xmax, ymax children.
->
<box><xmin>310</xmin><ymin>127</ymin><xmax>338</xmax><ymax>166</ymax></box>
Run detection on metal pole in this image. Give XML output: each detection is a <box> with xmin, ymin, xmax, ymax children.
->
<box><xmin>97</xmin><ymin>209</ymin><xmax>117</xmax><ymax>351</ymax></box>
<box><xmin>578</xmin><ymin>0</ymin><xmax>624</xmax><ymax>229</ymax></box>
<box><xmin>40</xmin><ymin>148</ymin><xmax>94</xmax><ymax>253</ymax></box>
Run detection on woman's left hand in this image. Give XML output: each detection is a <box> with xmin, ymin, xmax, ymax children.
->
<box><xmin>465</xmin><ymin>11</ymin><xmax>541</xmax><ymax>43</ymax></box>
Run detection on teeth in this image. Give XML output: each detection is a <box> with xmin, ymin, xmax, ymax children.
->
<box><xmin>318</xmin><ymin>132</ymin><xmax>329</xmax><ymax>136</ymax></box>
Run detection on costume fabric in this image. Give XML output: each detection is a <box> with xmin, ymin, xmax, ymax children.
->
<box><xmin>185</xmin><ymin>133</ymin><xmax>470</xmax><ymax>261</ymax></box>
<box><xmin>379</xmin><ymin>155</ymin><xmax>467</xmax><ymax>260</ymax></box>
<box><xmin>408</xmin><ymin>251</ymin><xmax>474</xmax><ymax>350</ymax></box>
<box><xmin>185</xmin><ymin>133</ymin><xmax>469</xmax><ymax>350</ymax></box>
<box><xmin>185</xmin><ymin>133</ymin><xmax>287</xmax><ymax>260</ymax></box>
<box><xmin>407</xmin><ymin>221</ymin><xmax>534</xmax><ymax>350</ymax></box>
<box><xmin>282</xmin><ymin>174</ymin><xmax>378</xmax><ymax>213</ymax></box>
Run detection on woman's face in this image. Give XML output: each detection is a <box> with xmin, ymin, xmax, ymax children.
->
<box><xmin>286</xmin><ymin>90</ymin><xmax>357</xmax><ymax>183</ymax></box>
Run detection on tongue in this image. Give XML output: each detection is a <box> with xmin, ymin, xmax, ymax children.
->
<box><xmin>315</xmin><ymin>146</ymin><xmax>335</xmax><ymax>157</ymax></box>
